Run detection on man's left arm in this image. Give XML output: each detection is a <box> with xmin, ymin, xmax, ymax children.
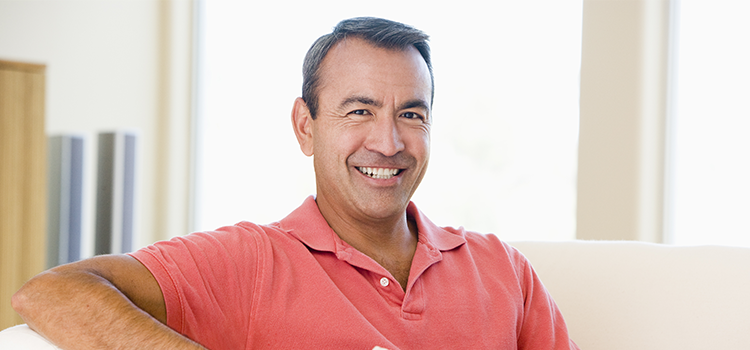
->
<box><xmin>515</xmin><ymin>252</ymin><xmax>580</xmax><ymax>350</ymax></box>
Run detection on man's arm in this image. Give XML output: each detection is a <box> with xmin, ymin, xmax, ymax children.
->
<box><xmin>11</xmin><ymin>254</ymin><xmax>205</xmax><ymax>350</ymax></box>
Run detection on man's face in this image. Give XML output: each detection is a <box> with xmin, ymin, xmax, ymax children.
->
<box><xmin>308</xmin><ymin>37</ymin><xmax>432</xmax><ymax>222</ymax></box>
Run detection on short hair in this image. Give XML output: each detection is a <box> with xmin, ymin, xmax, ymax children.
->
<box><xmin>302</xmin><ymin>17</ymin><xmax>433</xmax><ymax>119</ymax></box>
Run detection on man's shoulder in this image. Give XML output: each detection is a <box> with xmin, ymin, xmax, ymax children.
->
<box><xmin>439</xmin><ymin>225</ymin><xmax>526</xmax><ymax>263</ymax></box>
<box><xmin>437</xmin><ymin>224</ymin><xmax>507</xmax><ymax>248</ymax></box>
<box><xmin>139</xmin><ymin>220</ymin><xmax>292</xmax><ymax>256</ymax></box>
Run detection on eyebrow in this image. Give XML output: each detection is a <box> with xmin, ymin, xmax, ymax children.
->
<box><xmin>398</xmin><ymin>99</ymin><xmax>430</xmax><ymax>112</ymax></box>
<box><xmin>339</xmin><ymin>95</ymin><xmax>430</xmax><ymax>112</ymax></box>
<box><xmin>340</xmin><ymin>96</ymin><xmax>382</xmax><ymax>109</ymax></box>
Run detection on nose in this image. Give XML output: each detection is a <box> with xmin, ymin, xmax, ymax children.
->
<box><xmin>364</xmin><ymin>115</ymin><xmax>404</xmax><ymax>157</ymax></box>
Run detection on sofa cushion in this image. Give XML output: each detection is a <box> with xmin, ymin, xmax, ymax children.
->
<box><xmin>510</xmin><ymin>240</ymin><xmax>750</xmax><ymax>350</ymax></box>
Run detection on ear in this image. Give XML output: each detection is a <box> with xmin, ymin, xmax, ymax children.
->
<box><xmin>291</xmin><ymin>97</ymin><xmax>314</xmax><ymax>156</ymax></box>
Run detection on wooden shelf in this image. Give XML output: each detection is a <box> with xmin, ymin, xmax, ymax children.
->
<box><xmin>0</xmin><ymin>59</ymin><xmax>47</xmax><ymax>329</ymax></box>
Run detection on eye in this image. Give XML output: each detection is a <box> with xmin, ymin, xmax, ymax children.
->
<box><xmin>402</xmin><ymin>112</ymin><xmax>424</xmax><ymax>120</ymax></box>
<box><xmin>349</xmin><ymin>109</ymin><xmax>369</xmax><ymax>116</ymax></box>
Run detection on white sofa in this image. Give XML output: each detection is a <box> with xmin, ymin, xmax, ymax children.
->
<box><xmin>2</xmin><ymin>240</ymin><xmax>749</xmax><ymax>349</ymax></box>
<box><xmin>510</xmin><ymin>240</ymin><xmax>750</xmax><ymax>349</ymax></box>
<box><xmin>0</xmin><ymin>325</ymin><xmax>57</xmax><ymax>349</ymax></box>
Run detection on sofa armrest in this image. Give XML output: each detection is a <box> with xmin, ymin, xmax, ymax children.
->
<box><xmin>510</xmin><ymin>240</ymin><xmax>750</xmax><ymax>350</ymax></box>
<box><xmin>0</xmin><ymin>324</ymin><xmax>60</xmax><ymax>349</ymax></box>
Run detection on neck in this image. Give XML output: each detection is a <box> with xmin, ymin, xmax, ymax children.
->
<box><xmin>315</xmin><ymin>196</ymin><xmax>418</xmax><ymax>289</ymax></box>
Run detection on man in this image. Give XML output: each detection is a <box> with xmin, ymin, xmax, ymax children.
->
<box><xmin>13</xmin><ymin>17</ymin><xmax>579</xmax><ymax>349</ymax></box>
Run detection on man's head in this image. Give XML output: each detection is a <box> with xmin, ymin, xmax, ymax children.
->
<box><xmin>302</xmin><ymin>17</ymin><xmax>434</xmax><ymax>120</ymax></box>
<box><xmin>291</xmin><ymin>17</ymin><xmax>433</xmax><ymax>224</ymax></box>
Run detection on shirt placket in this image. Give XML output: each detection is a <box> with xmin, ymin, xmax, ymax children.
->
<box><xmin>335</xmin><ymin>240</ymin><xmax>444</xmax><ymax>319</ymax></box>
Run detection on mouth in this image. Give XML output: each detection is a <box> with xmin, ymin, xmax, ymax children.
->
<box><xmin>356</xmin><ymin>167</ymin><xmax>402</xmax><ymax>179</ymax></box>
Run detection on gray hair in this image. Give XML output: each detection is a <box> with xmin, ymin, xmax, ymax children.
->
<box><xmin>302</xmin><ymin>17</ymin><xmax>434</xmax><ymax>119</ymax></box>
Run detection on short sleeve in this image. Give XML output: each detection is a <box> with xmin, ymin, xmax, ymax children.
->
<box><xmin>129</xmin><ymin>224</ymin><xmax>266</xmax><ymax>349</ymax></box>
<box><xmin>509</xmin><ymin>246</ymin><xmax>579</xmax><ymax>350</ymax></box>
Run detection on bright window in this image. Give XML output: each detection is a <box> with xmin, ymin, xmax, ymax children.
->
<box><xmin>195</xmin><ymin>1</ymin><xmax>582</xmax><ymax>241</ymax></box>
<box><xmin>667</xmin><ymin>0</ymin><xmax>750</xmax><ymax>246</ymax></box>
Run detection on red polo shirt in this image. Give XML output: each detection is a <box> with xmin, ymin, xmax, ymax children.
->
<box><xmin>130</xmin><ymin>196</ymin><xmax>578</xmax><ymax>349</ymax></box>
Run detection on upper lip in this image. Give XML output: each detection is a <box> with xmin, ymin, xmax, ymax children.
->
<box><xmin>354</xmin><ymin>165</ymin><xmax>403</xmax><ymax>170</ymax></box>
<box><xmin>348</xmin><ymin>152</ymin><xmax>413</xmax><ymax>172</ymax></box>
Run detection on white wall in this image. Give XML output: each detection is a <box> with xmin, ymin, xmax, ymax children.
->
<box><xmin>0</xmin><ymin>0</ymin><xmax>193</xmax><ymax>254</ymax></box>
<box><xmin>0</xmin><ymin>0</ymin><xmax>681</xmax><ymax>249</ymax></box>
<box><xmin>196</xmin><ymin>1</ymin><xmax>582</xmax><ymax>242</ymax></box>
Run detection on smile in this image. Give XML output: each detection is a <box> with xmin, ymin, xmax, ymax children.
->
<box><xmin>356</xmin><ymin>167</ymin><xmax>402</xmax><ymax>179</ymax></box>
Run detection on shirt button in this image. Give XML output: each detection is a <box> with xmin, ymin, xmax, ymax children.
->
<box><xmin>379</xmin><ymin>277</ymin><xmax>390</xmax><ymax>287</ymax></box>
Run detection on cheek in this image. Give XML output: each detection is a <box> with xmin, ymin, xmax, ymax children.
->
<box><xmin>314</xmin><ymin>127</ymin><xmax>363</xmax><ymax>166</ymax></box>
<box><xmin>405</xmin><ymin>129</ymin><xmax>431</xmax><ymax>160</ymax></box>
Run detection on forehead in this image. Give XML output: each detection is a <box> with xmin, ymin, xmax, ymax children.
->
<box><xmin>316</xmin><ymin>38</ymin><xmax>432</xmax><ymax>107</ymax></box>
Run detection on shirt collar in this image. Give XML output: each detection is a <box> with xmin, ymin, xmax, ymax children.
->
<box><xmin>278</xmin><ymin>196</ymin><xmax>466</xmax><ymax>253</ymax></box>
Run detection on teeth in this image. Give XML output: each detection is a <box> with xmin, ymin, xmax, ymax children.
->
<box><xmin>357</xmin><ymin>167</ymin><xmax>401</xmax><ymax>179</ymax></box>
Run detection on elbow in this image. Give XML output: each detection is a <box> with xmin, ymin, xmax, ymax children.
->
<box><xmin>12</xmin><ymin>281</ymin><xmax>32</xmax><ymax>320</ymax></box>
<box><xmin>11</xmin><ymin>271</ymin><xmax>55</xmax><ymax>322</ymax></box>
<box><xmin>12</xmin><ymin>275</ymin><xmax>39</xmax><ymax>320</ymax></box>
<box><xmin>10</xmin><ymin>287</ymin><xmax>24</xmax><ymax>314</ymax></box>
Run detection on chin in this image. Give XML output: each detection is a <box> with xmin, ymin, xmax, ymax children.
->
<box><xmin>354</xmin><ymin>194</ymin><xmax>411</xmax><ymax>220</ymax></box>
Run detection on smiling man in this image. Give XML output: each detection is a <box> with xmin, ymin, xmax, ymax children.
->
<box><xmin>292</xmin><ymin>34</ymin><xmax>433</xmax><ymax>290</ymax></box>
<box><xmin>13</xmin><ymin>17</ymin><xmax>579</xmax><ymax>349</ymax></box>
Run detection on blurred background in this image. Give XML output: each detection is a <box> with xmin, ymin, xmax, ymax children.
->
<box><xmin>1</xmin><ymin>1</ymin><xmax>749</xmax><ymax>327</ymax></box>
